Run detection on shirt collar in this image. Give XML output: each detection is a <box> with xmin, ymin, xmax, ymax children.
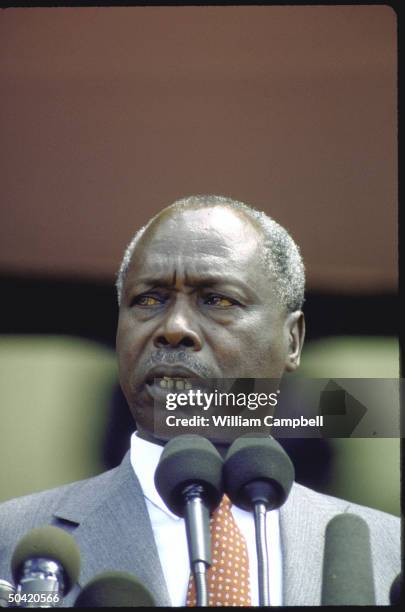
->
<box><xmin>130</xmin><ymin>432</ymin><xmax>182</xmax><ymax>520</ymax></box>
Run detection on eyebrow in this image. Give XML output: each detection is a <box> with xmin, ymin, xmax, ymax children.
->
<box><xmin>129</xmin><ymin>274</ymin><xmax>260</xmax><ymax>300</ymax></box>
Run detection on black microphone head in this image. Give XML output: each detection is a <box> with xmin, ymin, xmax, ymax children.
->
<box><xmin>223</xmin><ymin>435</ymin><xmax>295</xmax><ymax>511</ymax></box>
<box><xmin>154</xmin><ymin>434</ymin><xmax>223</xmax><ymax>516</ymax></box>
<box><xmin>321</xmin><ymin>513</ymin><xmax>375</xmax><ymax>605</ymax></box>
<box><xmin>74</xmin><ymin>571</ymin><xmax>155</xmax><ymax>607</ymax></box>
<box><xmin>11</xmin><ymin>526</ymin><xmax>81</xmax><ymax>593</ymax></box>
<box><xmin>390</xmin><ymin>573</ymin><xmax>402</xmax><ymax>605</ymax></box>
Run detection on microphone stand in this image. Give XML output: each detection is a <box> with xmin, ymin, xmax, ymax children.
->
<box><xmin>253</xmin><ymin>502</ymin><xmax>270</xmax><ymax>606</ymax></box>
<box><xmin>223</xmin><ymin>435</ymin><xmax>295</xmax><ymax>607</ymax></box>
<box><xmin>183</xmin><ymin>484</ymin><xmax>211</xmax><ymax>607</ymax></box>
<box><xmin>244</xmin><ymin>480</ymin><xmax>279</xmax><ymax>607</ymax></box>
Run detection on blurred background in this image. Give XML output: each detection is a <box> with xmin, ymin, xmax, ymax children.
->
<box><xmin>0</xmin><ymin>5</ymin><xmax>399</xmax><ymax>515</ymax></box>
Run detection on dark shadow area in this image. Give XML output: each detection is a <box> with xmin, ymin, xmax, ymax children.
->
<box><xmin>0</xmin><ymin>274</ymin><xmax>118</xmax><ymax>347</ymax></box>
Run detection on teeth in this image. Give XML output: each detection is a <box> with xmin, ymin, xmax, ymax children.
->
<box><xmin>157</xmin><ymin>377</ymin><xmax>191</xmax><ymax>390</ymax></box>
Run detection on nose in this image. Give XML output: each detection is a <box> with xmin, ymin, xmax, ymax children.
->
<box><xmin>153</xmin><ymin>298</ymin><xmax>202</xmax><ymax>350</ymax></box>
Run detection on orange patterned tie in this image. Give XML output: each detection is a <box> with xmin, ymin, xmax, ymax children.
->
<box><xmin>186</xmin><ymin>495</ymin><xmax>252</xmax><ymax>606</ymax></box>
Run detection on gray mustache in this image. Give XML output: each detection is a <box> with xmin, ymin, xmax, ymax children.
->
<box><xmin>144</xmin><ymin>349</ymin><xmax>212</xmax><ymax>378</ymax></box>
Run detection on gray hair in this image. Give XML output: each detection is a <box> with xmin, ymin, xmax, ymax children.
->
<box><xmin>116</xmin><ymin>195</ymin><xmax>305</xmax><ymax>312</ymax></box>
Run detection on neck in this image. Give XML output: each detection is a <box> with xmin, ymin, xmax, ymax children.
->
<box><xmin>136</xmin><ymin>428</ymin><xmax>231</xmax><ymax>457</ymax></box>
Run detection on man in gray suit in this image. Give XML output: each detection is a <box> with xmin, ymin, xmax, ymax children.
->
<box><xmin>0</xmin><ymin>196</ymin><xmax>400</xmax><ymax>606</ymax></box>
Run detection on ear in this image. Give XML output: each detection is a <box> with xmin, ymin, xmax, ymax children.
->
<box><xmin>284</xmin><ymin>311</ymin><xmax>305</xmax><ymax>372</ymax></box>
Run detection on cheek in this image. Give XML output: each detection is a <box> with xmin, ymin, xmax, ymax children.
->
<box><xmin>116</xmin><ymin>319</ymin><xmax>140</xmax><ymax>376</ymax></box>
<box><xmin>214</xmin><ymin>316</ymin><xmax>287</xmax><ymax>376</ymax></box>
<box><xmin>207</xmin><ymin>324</ymin><xmax>259</xmax><ymax>371</ymax></box>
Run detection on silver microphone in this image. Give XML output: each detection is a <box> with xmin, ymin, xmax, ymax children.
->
<box><xmin>0</xmin><ymin>579</ymin><xmax>15</xmax><ymax>608</ymax></box>
<box><xmin>11</xmin><ymin>526</ymin><xmax>81</xmax><ymax>608</ymax></box>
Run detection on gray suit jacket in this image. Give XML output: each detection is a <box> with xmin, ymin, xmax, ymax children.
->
<box><xmin>0</xmin><ymin>452</ymin><xmax>400</xmax><ymax>606</ymax></box>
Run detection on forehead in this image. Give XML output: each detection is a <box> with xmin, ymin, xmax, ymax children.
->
<box><xmin>127</xmin><ymin>207</ymin><xmax>264</xmax><ymax>278</ymax></box>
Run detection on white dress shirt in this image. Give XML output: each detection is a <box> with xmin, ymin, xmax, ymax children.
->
<box><xmin>130</xmin><ymin>432</ymin><xmax>283</xmax><ymax>606</ymax></box>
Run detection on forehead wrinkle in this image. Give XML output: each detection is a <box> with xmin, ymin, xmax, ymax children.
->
<box><xmin>129</xmin><ymin>259</ymin><xmax>252</xmax><ymax>289</ymax></box>
<box><xmin>151</xmin><ymin>235</ymin><xmax>235</xmax><ymax>259</ymax></box>
<box><xmin>125</xmin><ymin>245</ymin><xmax>270</xmax><ymax>303</ymax></box>
<box><xmin>132</xmin><ymin>245</ymin><xmax>240</xmax><ymax>277</ymax></box>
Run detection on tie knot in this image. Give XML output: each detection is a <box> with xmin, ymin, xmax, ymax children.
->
<box><xmin>215</xmin><ymin>494</ymin><xmax>232</xmax><ymax>515</ymax></box>
<box><xmin>209</xmin><ymin>495</ymin><xmax>232</xmax><ymax>525</ymax></box>
<box><xmin>220</xmin><ymin>494</ymin><xmax>232</xmax><ymax>511</ymax></box>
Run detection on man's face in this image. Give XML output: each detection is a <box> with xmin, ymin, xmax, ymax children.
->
<box><xmin>116</xmin><ymin>206</ymin><xmax>304</xmax><ymax>442</ymax></box>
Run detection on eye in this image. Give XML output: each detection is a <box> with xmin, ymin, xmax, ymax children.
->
<box><xmin>131</xmin><ymin>293</ymin><xmax>165</xmax><ymax>307</ymax></box>
<box><xmin>203</xmin><ymin>294</ymin><xmax>239</xmax><ymax>308</ymax></box>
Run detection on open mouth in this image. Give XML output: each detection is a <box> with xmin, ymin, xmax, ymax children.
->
<box><xmin>144</xmin><ymin>376</ymin><xmax>199</xmax><ymax>404</ymax></box>
<box><xmin>143</xmin><ymin>366</ymin><xmax>210</xmax><ymax>403</ymax></box>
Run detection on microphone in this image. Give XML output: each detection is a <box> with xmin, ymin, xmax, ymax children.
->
<box><xmin>0</xmin><ymin>580</ymin><xmax>15</xmax><ymax>608</ymax></box>
<box><xmin>223</xmin><ymin>435</ymin><xmax>295</xmax><ymax>606</ymax></box>
<box><xmin>389</xmin><ymin>573</ymin><xmax>402</xmax><ymax>605</ymax></box>
<box><xmin>11</xmin><ymin>526</ymin><xmax>81</xmax><ymax>607</ymax></box>
<box><xmin>154</xmin><ymin>434</ymin><xmax>223</xmax><ymax>607</ymax></box>
<box><xmin>74</xmin><ymin>571</ymin><xmax>156</xmax><ymax>607</ymax></box>
<box><xmin>321</xmin><ymin>513</ymin><xmax>376</xmax><ymax>605</ymax></box>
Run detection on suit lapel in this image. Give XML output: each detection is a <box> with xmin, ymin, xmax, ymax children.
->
<box><xmin>279</xmin><ymin>483</ymin><xmax>324</xmax><ymax>606</ymax></box>
<box><xmin>52</xmin><ymin>453</ymin><xmax>171</xmax><ymax>606</ymax></box>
